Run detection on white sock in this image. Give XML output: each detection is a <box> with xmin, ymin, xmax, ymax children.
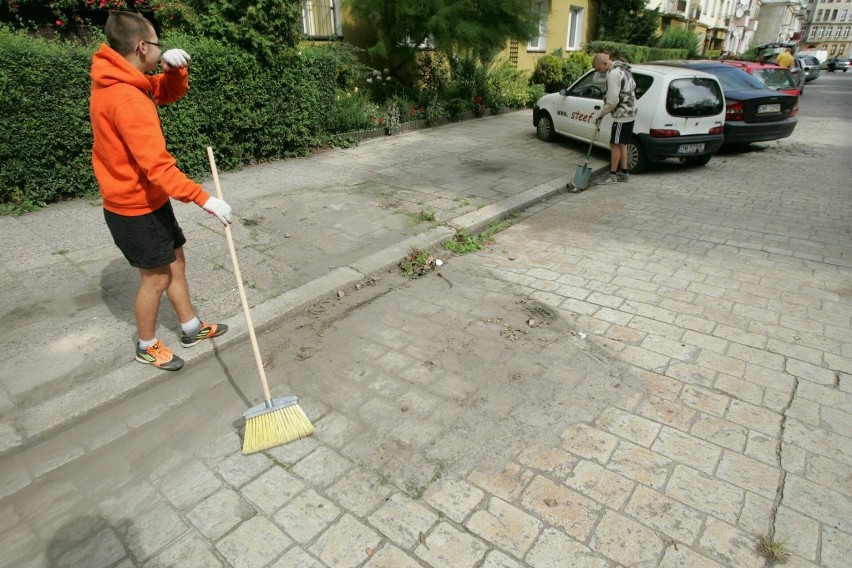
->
<box><xmin>181</xmin><ymin>317</ymin><xmax>201</xmax><ymax>336</ymax></box>
<box><xmin>139</xmin><ymin>337</ymin><xmax>158</xmax><ymax>349</ymax></box>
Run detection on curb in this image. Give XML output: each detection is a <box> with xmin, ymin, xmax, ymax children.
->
<box><xmin>3</xmin><ymin>177</ymin><xmax>569</xmax><ymax>459</ymax></box>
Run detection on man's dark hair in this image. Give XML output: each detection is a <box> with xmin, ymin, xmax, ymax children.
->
<box><xmin>105</xmin><ymin>12</ymin><xmax>153</xmax><ymax>56</ymax></box>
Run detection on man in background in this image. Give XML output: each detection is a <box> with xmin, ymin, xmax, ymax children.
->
<box><xmin>592</xmin><ymin>52</ymin><xmax>638</xmax><ymax>184</ymax></box>
<box><xmin>776</xmin><ymin>47</ymin><xmax>794</xmax><ymax>68</ymax></box>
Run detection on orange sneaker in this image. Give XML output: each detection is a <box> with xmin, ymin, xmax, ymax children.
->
<box><xmin>135</xmin><ymin>341</ymin><xmax>185</xmax><ymax>371</ymax></box>
<box><xmin>181</xmin><ymin>322</ymin><xmax>228</xmax><ymax>347</ymax></box>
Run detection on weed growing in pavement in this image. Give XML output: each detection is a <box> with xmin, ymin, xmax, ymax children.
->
<box><xmin>399</xmin><ymin>248</ymin><xmax>436</xmax><ymax>278</ymax></box>
<box><xmin>759</xmin><ymin>534</ymin><xmax>790</xmax><ymax>564</ymax></box>
<box><xmin>481</xmin><ymin>218</ymin><xmax>513</xmax><ymax>240</ymax></box>
<box><xmin>444</xmin><ymin>219</ymin><xmax>514</xmax><ymax>255</ymax></box>
<box><xmin>444</xmin><ymin>229</ymin><xmax>482</xmax><ymax>253</ymax></box>
<box><xmin>409</xmin><ymin>464</ymin><xmax>446</xmax><ymax>500</ymax></box>
<box><xmin>419</xmin><ymin>208</ymin><xmax>436</xmax><ymax>222</ymax></box>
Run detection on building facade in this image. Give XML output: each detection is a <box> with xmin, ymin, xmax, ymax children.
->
<box><xmin>752</xmin><ymin>0</ymin><xmax>807</xmax><ymax>45</ymax></box>
<box><xmin>506</xmin><ymin>0</ymin><xmax>599</xmax><ymax>71</ymax></box>
<box><xmin>648</xmin><ymin>0</ymin><xmax>756</xmax><ymax>55</ymax></box>
<box><xmin>800</xmin><ymin>0</ymin><xmax>852</xmax><ymax>57</ymax></box>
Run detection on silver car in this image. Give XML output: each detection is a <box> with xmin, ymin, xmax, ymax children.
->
<box><xmin>796</xmin><ymin>56</ymin><xmax>821</xmax><ymax>83</ymax></box>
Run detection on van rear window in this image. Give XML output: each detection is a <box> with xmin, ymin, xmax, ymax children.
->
<box><xmin>667</xmin><ymin>78</ymin><xmax>724</xmax><ymax>117</ymax></box>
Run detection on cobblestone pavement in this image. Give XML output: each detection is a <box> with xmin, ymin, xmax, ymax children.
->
<box><xmin>1</xmin><ymin>78</ymin><xmax>850</xmax><ymax>567</ymax></box>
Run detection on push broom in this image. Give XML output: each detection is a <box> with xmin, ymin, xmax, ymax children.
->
<box><xmin>206</xmin><ymin>147</ymin><xmax>315</xmax><ymax>455</ymax></box>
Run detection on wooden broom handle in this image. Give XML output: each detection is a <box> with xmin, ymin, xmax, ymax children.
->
<box><xmin>206</xmin><ymin>147</ymin><xmax>272</xmax><ymax>402</ymax></box>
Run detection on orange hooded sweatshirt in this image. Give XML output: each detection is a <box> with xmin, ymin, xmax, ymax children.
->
<box><xmin>90</xmin><ymin>43</ymin><xmax>210</xmax><ymax>215</ymax></box>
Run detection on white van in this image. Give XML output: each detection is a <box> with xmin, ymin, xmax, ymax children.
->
<box><xmin>533</xmin><ymin>64</ymin><xmax>726</xmax><ymax>173</ymax></box>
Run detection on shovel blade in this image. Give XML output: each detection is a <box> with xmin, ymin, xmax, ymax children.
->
<box><xmin>573</xmin><ymin>165</ymin><xmax>592</xmax><ymax>190</ymax></box>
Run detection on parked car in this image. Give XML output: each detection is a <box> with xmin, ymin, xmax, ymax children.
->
<box><xmin>796</xmin><ymin>56</ymin><xmax>821</xmax><ymax>83</ymax></box>
<box><xmin>824</xmin><ymin>57</ymin><xmax>851</xmax><ymax>72</ymax></box>
<box><xmin>753</xmin><ymin>41</ymin><xmax>806</xmax><ymax>90</ymax></box>
<box><xmin>651</xmin><ymin>61</ymin><xmax>798</xmax><ymax>145</ymax></box>
<box><xmin>533</xmin><ymin>64</ymin><xmax>725</xmax><ymax>173</ymax></box>
<box><xmin>721</xmin><ymin>61</ymin><xmax>801</xmax><ymax>95</ymax></box>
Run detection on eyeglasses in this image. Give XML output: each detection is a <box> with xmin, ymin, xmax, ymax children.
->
<box><xmin>143</xmin><ymin>40</ymin><xmax>162</xmax><ymax>48</ymax></box>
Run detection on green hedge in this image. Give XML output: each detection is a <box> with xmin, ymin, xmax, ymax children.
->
<box><xmin>584</xmin><ymin>40</ymin><xmax>687</xmax><ymax>63</ymax></box>
<box><xmin>0</xmin><ymin>28</ymin><xmax>359</xmax><ymax>212</ymax></box>
<box><xmin>0</xmin><ymin>28</ymin><xmax>96</xmax><ymax>210</ymax></box>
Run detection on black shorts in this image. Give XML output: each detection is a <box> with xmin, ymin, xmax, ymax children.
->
<box><xmin>104</xmin><ymin>201</ymin><xmax>187</xmax><ymax>269</ymax></box>
<box><xmin>610</xmin><ymin>121</ymin><xmax>635</xmax><ymax>145</ymax></box>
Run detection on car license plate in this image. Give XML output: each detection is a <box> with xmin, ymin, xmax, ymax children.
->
<box><xmin>677</xmin><ymin>143</ymin><xmax>704</xmax><ymax>155</ymax></box>
<box><xmin>758</xmin><ymin>103</ymin><xmax>781</xmax><ymax>114</ymax></box>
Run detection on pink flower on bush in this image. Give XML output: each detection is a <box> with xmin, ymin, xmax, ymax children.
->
<box><xmin>474</xmin><ymin>95</ymin><xmax>483</xmax><ymax>105</ymax></box>
<box><xmin>55</xmin><ymin>19</ymin><xmax>64</xmax><ymax>27</ymax></box>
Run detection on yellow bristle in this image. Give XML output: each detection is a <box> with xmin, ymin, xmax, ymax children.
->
<box><xmin>242</xmin><ymin>404</ymin><xmax>315</xmax><ymax>455</ymax></box>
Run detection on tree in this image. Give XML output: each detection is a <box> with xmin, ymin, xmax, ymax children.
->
<box><xmin>344</xmin><ymin>0</ymin><xmax>538</xmax><ymax>73</ymax></box>
<box><xmin>658</xmin><ymin>27</ymin><xmax>701</xmax><ymax>58</ymax></box>
<box><xmin>598</xmin><ymin>0</ymin><xmax>661</xmax><ymax>46</ymax></box>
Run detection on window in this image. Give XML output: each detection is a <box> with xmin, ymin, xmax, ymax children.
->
<box><xmin>842</xmin><ymin>9</ymin><xmax>849</xmax><ymax>20</ymax></box>
<box><xmin>301</xmin><ymin>0</ymin><xmax>342</xmax><ymax>38</ymax></box>
<box><xmin>568</xmin><ymin>71</ymin><xmax>607</xmax><ymax>99</ymax></box>
<box><xmin>752</xmin><ymin>69</ymin><xmax>797</xmax><ymax>91</ymax></box>
<box><xmin>566</xmin><ymin>6</ymin><xmax>584</xmax><ymax>51</ymax></box>
<box><xmin>528</xmin><ymin>0</ymin><xmax>548</xmax><ymax>52</ymax></box>
<box><xmin>817</xmin><ymin>9</ymin><xmax>823</xmax><ymax>20</ymax></box>
<box><xmin>667</xmin><ymin>77</ymin><xmax>724</xmax><ymax>117</ymax></box>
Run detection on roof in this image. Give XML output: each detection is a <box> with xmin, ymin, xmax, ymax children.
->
<box><xmin>721</xmin><ymin>60</ymin><xmax>787</xmax><ymax>71</ymax></box>
<box><xmin>630</xmin><ymin>63</ymin><xmax>726</xmax><ymax>77</ymax></box>
<box><xmin>647</xmin><ymin>60</ymin><xmax>735</xmax><ymax>69</ymax></box>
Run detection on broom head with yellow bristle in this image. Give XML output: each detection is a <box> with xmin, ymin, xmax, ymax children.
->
<box><xmin>242</xmin><ymin>396</ymin><xmax>315</xmax><ymax>455</ymax></box>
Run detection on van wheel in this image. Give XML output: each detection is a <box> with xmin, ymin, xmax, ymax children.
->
<box><xmin>536</xmin><ymin>112</ymin><xmax>556</xmax><ymax>142</ymax></box>
<box><xmin>626</xmin><ymin>137</ymin><xmax>648</xmax><ymax>173</ymax></box>
<box><xmin>685</xmin><ymin>154</ymin><xmax>712</xmax><ymax>167</ymax></box>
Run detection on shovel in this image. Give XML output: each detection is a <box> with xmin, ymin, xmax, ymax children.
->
<box><xmin>571</xmin><ymin>123</ymin><xmax>601</xmax><ymax>191</ymax></box>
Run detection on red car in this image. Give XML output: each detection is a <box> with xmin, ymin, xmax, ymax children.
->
<box><xmin>721</xmin><ymin>60</ymin><xmax>801</xmax><ymax>96</ymax></box>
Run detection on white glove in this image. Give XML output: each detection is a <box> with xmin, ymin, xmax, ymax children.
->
<box><xmin>162</xmin><ymin>48</ymin><xmax>191</xmax><ymax>68</ymax></box>
<box><xmin>202</xmin><ymin>196</ymin><xmax>232</xmax><ymax>225</ymax></box>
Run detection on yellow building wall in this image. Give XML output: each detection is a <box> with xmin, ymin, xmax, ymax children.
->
<box><xmin>505</xmin><ymin>0</ymin><xmax>597</xmax><ymax>73</ymax></box>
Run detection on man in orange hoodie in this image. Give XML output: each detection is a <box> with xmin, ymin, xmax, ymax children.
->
<box><xmin>91</xmin><ymin>11</ymin><xmax>232</xmax><ymax>371</ymax></box>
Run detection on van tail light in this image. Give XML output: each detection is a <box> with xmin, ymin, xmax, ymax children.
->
<box><xmin>726</xmin><ymin>100</ymin><xmax>744</xmax><ymax>121</ymax></box>
<box><xmin>649</xmin><ymin>129</ymin><xmax>681</xmax><ymax>138</ymax></box>
<box><xmin>709</xmin><ymin>126</ymin><xmax>724</xmax><ymax>135</ymax></box>
<box><xmin>789</xmin><ymin>98</ymin><xmax>799</xmax><ymax>117</ymax></box>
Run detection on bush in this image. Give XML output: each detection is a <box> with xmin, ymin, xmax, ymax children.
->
<box><xmin>645</xmin><ymin>46</ymin><xmax>689</xmax><ymax>61</ymax></box>
<box><xmin>562</xmin><ymin>51</ymin><xmax>591</xmax><ymax>85</ymax></box>
<box><xmin>527</xmin><ymin>83</ymin><xmax>545</xmax><ymax>104</ymax></box>
<box><xmin>657</xmin><ymin>28</ymin><xmax>701</xmax><ymax>59</ymax></box>
<box><xmin>0</xmin><ymin>27</ymin><xmax>97</xmax><ymax>211</ymax></box>
<box><xmin>585</xmin><ymin>40</ymin><xmax>687</xmax><ymax>63</ymax></box>
<box><xmin>327</xmin><ymin>89</ymin><xmax>377</xmax><ymax>133</ymax></box>
<box><xmin>442</xmin><ymin>55</ymin><xmax>489</xmax><ymax>118</ymax></box>
<box><xmin>487</xmin><ymin>59</ymin><xmax>532</xmax><ymax>108</ymax></box>
<box><xmin>0</xmin><ymin>27</ymin><xmax>361</xmax><ymax>211</ymax></box>
<box><xmin>531</xmin><ymin>54</ymin><xmax>563</xmax><ymax>92</ymax></box>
